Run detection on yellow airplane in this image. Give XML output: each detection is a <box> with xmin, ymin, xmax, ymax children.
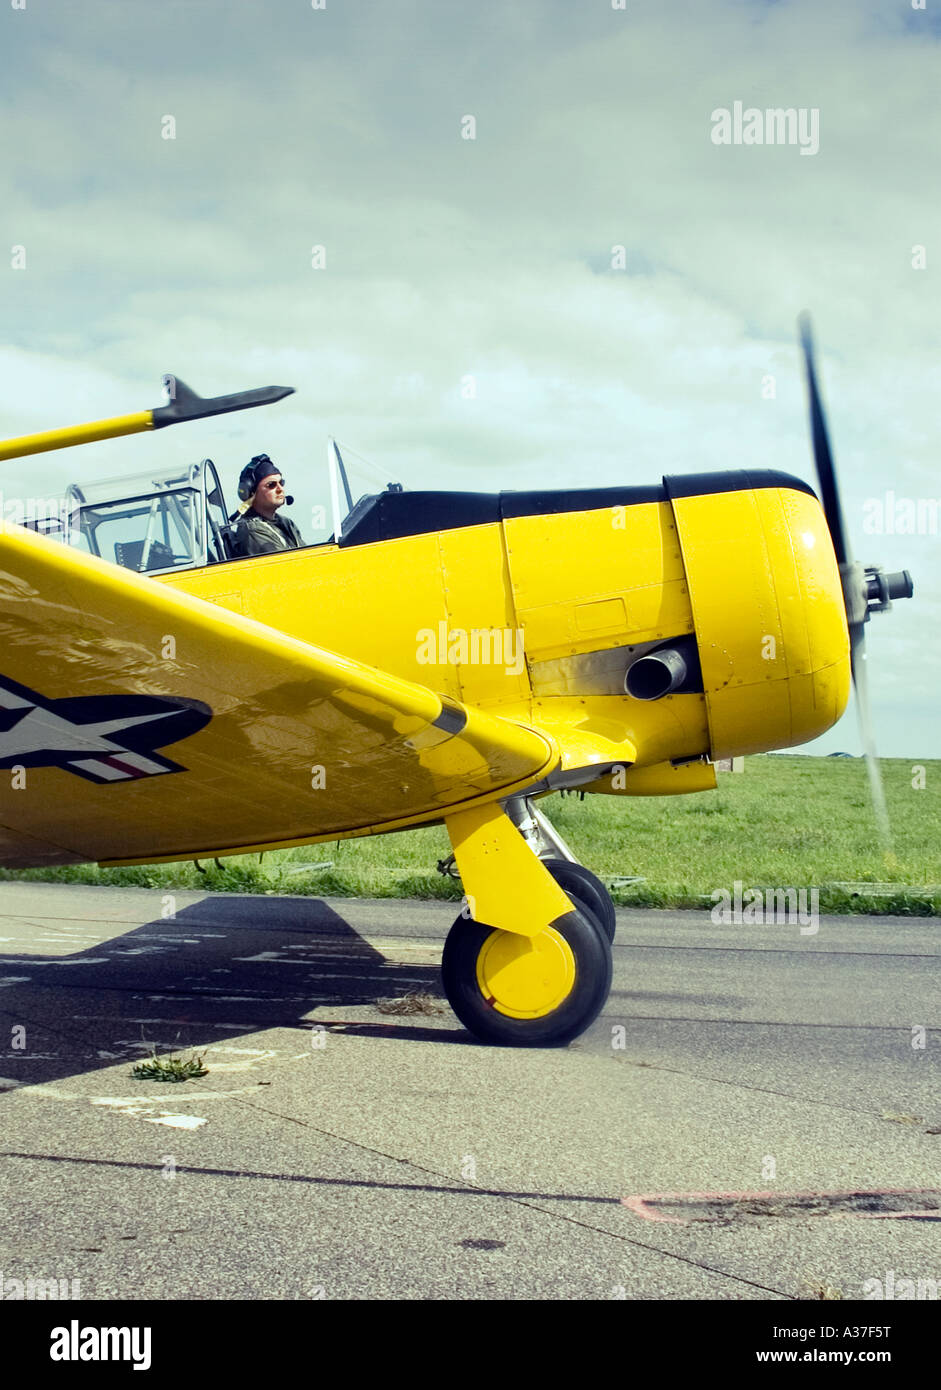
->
<box><xmin>0</xmin><ymin>320</ymin><xmax>913</xmax><ymax>1045</ymax></box>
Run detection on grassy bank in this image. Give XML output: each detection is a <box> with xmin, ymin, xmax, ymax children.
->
<box><xmin>3</xmin><ymin>756</ymin><xmax>939</xmax><ymax>915</ymax></box>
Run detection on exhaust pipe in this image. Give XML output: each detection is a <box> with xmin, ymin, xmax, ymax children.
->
<box><xmin>625</xmin><ymin>647</ymin><xmax>688</xmax><ymax>701</ymax></box>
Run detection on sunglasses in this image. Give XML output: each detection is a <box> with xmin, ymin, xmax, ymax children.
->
<box><xmin>261</xmin><ymin>478</ymin><xmax>285</xmax><ymax>491</ymax></box>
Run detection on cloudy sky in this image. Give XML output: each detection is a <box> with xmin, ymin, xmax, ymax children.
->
<box><xmin>1</xmin><ymin>0</ymin><xmax>937</xmax><ymax>758</ymax></box>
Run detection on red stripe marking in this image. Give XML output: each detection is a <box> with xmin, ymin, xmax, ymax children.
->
<box><xmin>102</xmin><ymin>755</ymin><xmax>149</xmax><ymax>778</ymax></box>
<box><xmin>621</xmin><ymin>1196</ymin><xmax>685</xmax><ymax>1224</ymax></box>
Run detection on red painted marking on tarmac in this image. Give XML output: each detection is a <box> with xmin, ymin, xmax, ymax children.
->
<box><xmin>621</xmin><ymin>1187</ymin><xmax>941</xmax><ymax>1224</ymax></box>
<box><xmin>620</xmin><ymin>1196</ymin><xmax>686</xmax><ymax>1224</ymax></box>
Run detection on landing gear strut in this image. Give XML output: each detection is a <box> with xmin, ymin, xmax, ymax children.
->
<box><xmin>503</xmin><ymin>796</ymin><xmax>617</xmax><ymax>942</ymax></box>
<box><xmin>439</xmin><ymin>798</ymin><xmax>616</xmax><ymax>1047</ymax></box>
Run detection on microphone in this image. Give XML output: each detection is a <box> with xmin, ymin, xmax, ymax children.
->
<box><xmin>284</xmin><ymin>495</ymin><xmax>294</xmax><ymax>505</ymax></box>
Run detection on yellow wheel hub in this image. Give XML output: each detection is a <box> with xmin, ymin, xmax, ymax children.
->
<box><xmin>475</xmin><ymin>926</ymin><xmax>576</xmax><ymax>1019</ymax></box>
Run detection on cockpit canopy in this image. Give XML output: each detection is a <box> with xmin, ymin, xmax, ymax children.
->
<box><xmin>36</xmin><ymin>442</ymin><xmax>408</xmax><ymax>576</ymax></box>
<box><xmin>64</xmin><ymin>460</ymin><xmax>232</xmax><ymax>573</ymax></box>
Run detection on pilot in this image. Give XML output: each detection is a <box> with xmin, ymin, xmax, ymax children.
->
<box><xmin>230</xmin><ymin>455</ymin><xmax>305</xmax><ymax>557</ymax></box>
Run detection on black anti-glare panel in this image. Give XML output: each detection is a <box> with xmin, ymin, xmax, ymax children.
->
<box><xmin>663</xmin><ymin>469</ymin><xmax>816</xmax><ymax>501</ymax></box>
<box><xmin>336</xmin><ymin>471</ymin><xmax>816</xmax><ymax>548</ymax></box>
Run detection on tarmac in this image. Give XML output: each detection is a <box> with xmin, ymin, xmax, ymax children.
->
<box><xmin>0</xmin><ymin>881</ymin><xmax>939</xmax><ymax>1302</ymax></box>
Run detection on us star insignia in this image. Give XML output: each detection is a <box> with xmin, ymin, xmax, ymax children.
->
<box><xmin>0</xmin><ymin>675</ymin><xmax>211</xmax><ymax>784</ymax></box>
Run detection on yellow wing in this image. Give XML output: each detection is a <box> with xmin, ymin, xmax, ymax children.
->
<box><xmin>0</xmin><ymin>522</ymin><xmax>559</xmax><ymax>868</ymax></box>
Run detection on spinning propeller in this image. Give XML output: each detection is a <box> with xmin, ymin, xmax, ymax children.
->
<box><xmin>797</xmin><ymin>314</ymin><xmax>913</xmax><ymax>856</ymax></box>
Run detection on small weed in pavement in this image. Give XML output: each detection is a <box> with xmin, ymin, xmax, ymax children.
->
<box><xmin>131</xmin><ymin>1050</ymin><xmax>209</xmax><ymax>1082</ymax></box>
<box><xmin>376</xmin><ymin>991</ymin><xmax>445</xmax><ymax>1016</ymax></box>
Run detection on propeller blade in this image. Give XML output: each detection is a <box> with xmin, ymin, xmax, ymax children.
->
<box><xmin>850</xmin><ymin>626</ymin><xmax>894</xmax><ymax>860</ymax></box>
<box><xmin>798</xmin><ymin>314</ymin><xmax>894</xmax><ymax>860</ymax></box>
<box><xmin>797</xmin><ymin>313</ymin><xmax>852</xmax><ymax>568</ymax></box>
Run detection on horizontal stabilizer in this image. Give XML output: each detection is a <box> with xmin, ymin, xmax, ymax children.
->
<box><xmin>152</xmin><ymin>379</ymin><xmax>295</xmax><ymax>428</ymax></box>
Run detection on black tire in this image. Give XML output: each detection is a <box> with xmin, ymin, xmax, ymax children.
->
<box><xmin>542</xmin><ymin>858</ymin><xmax>617</xmax><ymax>943</ymax></box>
<box><xmin>441</xmin><ymin>905</ymin><xmax>613</xmax><ymax>1047</ymax></box>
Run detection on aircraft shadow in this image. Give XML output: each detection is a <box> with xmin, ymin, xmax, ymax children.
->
<box><xmin>0</xmin><ymin>895</ymin><xmax>455</xmax><ymax>1093</ymax></box>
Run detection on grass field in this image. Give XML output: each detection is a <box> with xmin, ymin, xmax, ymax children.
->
<box><xmin>3</xmin><ymin>756</ymin><xmax>939</xmax><ymax>915</ymax></box>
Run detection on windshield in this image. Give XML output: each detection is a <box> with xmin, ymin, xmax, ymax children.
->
<box><xmin>74</xmin><ymin>488</ymin><xmax>202</xmax><ymax>571</ymax></box>
<box><xmin>68</xmin><ymin>464</ymin><xmax>203</xmax><ymax>508</ymax></box>
<box><xmin>327</xmin><ymin>439</ymin><xmax>404</xmax><ymax>538</ymax></box>
<box><xmin>64</xmin><ymin>461</ymin><xmax>215</xmax><ymax>573</ymax></box>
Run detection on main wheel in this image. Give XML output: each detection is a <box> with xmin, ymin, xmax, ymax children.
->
<box><xmin>441</xmin><ymin>905</ymin><xmax>613</xmax><ymax>1046</ymax></box>
<box><xmin>541</xmin><ymin>858</ymin><xmax>617</xmax><ymax>943</ymax></box>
